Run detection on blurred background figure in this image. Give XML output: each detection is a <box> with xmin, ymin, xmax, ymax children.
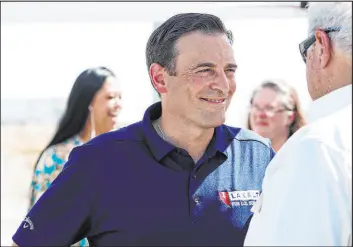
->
<box><xmin>247</xmin><ymin>80</ymin><xmax>306</xmax><ymax>151</ymax></box>
<box><xmin>28</xmin><ymin>67</ymin><xmax>122</xmax><ymax>246</ymax></box>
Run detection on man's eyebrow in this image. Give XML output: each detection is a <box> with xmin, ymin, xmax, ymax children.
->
<box><xmin>189</xmin><ymin>62</ymin><xmax>238</xmax><ymax>70</ymax></box>
<box><xmin>189</xmin><ymin>62</ymin><xmax>216</xmax><ymax>70</ymax></box>
<box><xmin>225</xmin><ymin>63</ymin><xmax>238</xmax><ymax>69</ymax></box>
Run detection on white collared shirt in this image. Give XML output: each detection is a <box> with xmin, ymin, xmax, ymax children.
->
<box><xmin>244</xmin><ymin>84</ymin><xmax>352</xmax><ymax>246</ymax></box>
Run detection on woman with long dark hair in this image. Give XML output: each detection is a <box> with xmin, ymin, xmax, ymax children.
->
<box><xmin>29</xmin><ymin>67</ymin><xmax>122</xmax><ymax>246</ymax></box>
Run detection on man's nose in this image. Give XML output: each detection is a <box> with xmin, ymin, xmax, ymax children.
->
<box><xmin>213</xmin><ymin>70</ymin><xmax>232</xmax><ymax>91</ymax></box>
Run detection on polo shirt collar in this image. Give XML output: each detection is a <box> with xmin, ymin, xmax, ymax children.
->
<box><xmin>142</xmin><ymin>101</ymin><xmax>231</xmax><ymax>161</ymax></box>
<box><xmin>208</xmin><ymin>125</ymin><xmax>230</xmax><ymax>158</ymax></box>
<box><xmin>142</xmin><ymin>102</ymin><xmax>174</xmax><ymax>161</ymax></box>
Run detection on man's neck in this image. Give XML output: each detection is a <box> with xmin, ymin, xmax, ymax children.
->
<box><xmin>316</xmin><ymin>55</ymin><xmax>352</xmax><ymax>100</ymax></box>
<box><xmin>157</xmin><ymin>114</ymin><xmax>215</xmax><ymax>163</ymax></box>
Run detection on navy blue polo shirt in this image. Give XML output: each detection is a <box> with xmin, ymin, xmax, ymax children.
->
<box><xmin>13</xmin><ymin>102</ymin><xmax>275</xmax><ymax>246</ymax></box>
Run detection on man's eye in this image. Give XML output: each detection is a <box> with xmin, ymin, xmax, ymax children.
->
<box><xmin>197</xmin><ymin>69</ymin><xmax>212</xmax><ymax>73</ymax></box>
<box><xmin>225</xmin><ymin>69</ymin><xmax>236</xmax><ymax>77</ymax></box>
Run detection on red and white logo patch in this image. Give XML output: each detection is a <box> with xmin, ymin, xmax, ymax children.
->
<box><xmin>219</xmin><ymin>192</ymin><xmax>231</xmax><ymax>206</ymax></box>
<box><xmin>219</xmin><ymin>190</ymin><xmax>260</xmax><ymax>207</ymax></box>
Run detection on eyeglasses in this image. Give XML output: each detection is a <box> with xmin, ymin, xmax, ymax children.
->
<box><xmin>299</xmin><ymin>27</ymin><xmax>341</xmax><ymax>63</ymax></box>
<box><xmin>249</xmin><ymin>105</ymin><xmax>292</xmax><ymax>117</ymax></box>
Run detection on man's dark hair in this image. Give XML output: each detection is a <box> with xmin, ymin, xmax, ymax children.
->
<box><xmin>146</xmin><ymin>13</ymin><xmax>233</xmax><ymax>95</ymax></box>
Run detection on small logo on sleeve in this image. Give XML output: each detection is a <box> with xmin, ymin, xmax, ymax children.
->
<box><xmin>219</xmin><ymin>190</ymin><xmax>260</xmax><ymax>207</ymax></box>
<box><xmin>23</xmin><ymin>217</ymin><xmax>34</xmax><ymax>230</ymax></box>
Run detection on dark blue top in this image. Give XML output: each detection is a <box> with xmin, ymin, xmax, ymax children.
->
<box><xmin>13</xmin><ymin>102</ymin><xmax>275</xmax><ymax>246</ymax></box>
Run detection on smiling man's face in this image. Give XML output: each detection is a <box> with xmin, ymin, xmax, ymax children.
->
<box><xmin>163</xmin><ymin>31</ymin><xmax>237</xmax><ymax>128</ymax></box>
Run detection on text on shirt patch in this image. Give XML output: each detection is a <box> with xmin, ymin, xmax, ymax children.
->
<box><xmin>219</xmin><ymin>190</ymin><xmax>260</xmax><ymax>207</ymax></box>
<box><xmin>22</xmin><ymin>216</ymin><xmax>34</xmax><ymax>230</ymax></box>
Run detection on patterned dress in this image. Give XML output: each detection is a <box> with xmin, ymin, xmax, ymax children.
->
<box><xmin>29</xmin><ymin>135</ymin><xmax>88</xmax><ymax>246</ymax></box>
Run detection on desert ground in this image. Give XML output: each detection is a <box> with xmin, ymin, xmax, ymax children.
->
<box><xmin>1</xmin><ymin>123</ymin><xmax>56</xmax><ymax>245</ymax></box>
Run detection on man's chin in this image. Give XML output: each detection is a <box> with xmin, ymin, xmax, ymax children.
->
<box><xmin>201</xmin><ymin>116</ymin><xmax>226</xmax><ymax>128</ymax></box>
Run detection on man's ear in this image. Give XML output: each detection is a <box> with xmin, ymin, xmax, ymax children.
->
<box><xmin>315</xmin><ymin>30</ymin><xmax>332</xmax><ymax>69</ymax></box>
<box><xmin>149</xmin><ymin>63</ymin><xmax>168</xmax><ymax>94</ymax></box>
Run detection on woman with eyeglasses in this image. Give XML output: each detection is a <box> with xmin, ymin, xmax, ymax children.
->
<box><xmin>247</xmin><ymin>80</ymin><xmax>307</xmax><ymax>152</ymax></box>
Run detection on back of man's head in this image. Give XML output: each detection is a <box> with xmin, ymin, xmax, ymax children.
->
<box><xmin>308</xmin><ymin>2</ymin><xmax>352</xmax><ymax>57</ymax></box>
<box><xmin>305</xmin><ymin>2</ymin><xmax>352</xmax><ymax>99</ymax></box>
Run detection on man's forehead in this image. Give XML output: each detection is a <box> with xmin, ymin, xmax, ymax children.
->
<box><xmin>175</xmin><ymin>32</ymin><xmax>235</xmax><ymax>67</ymax></box>
<box><xmin>176</xmin><ymin>31</ymin><xmax>232</xmax><ymax>50</ymax></box>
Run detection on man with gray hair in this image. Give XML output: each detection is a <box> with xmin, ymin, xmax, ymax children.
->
<box><xmin>244</xmin><ymin>2</ymin><xmax>352</xmax><ymax>246</ymax></box>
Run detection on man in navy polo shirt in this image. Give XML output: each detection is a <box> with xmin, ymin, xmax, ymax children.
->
<box><xmin>13</xmin><ymin>13</ymin><xmax>275</xmax><ymax>246</ymax></box>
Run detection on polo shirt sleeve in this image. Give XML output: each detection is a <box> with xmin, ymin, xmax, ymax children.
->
<box><xmin>244</xmin><ymin>140</ymin><xmax>351</xmax><ymax>246</ymax></box>
<box><xmin>13</xmin><ymin>145</ymin><xmax>97</xmax><ymax>246</ymax></box>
